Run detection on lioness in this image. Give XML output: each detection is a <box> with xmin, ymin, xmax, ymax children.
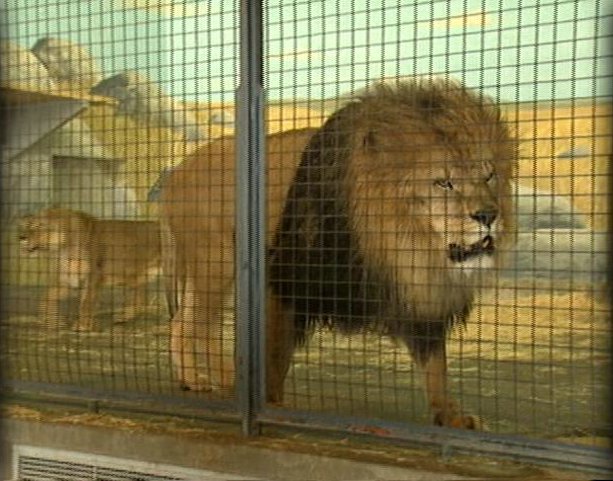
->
<box><xmin>18</xmin><ymin>208</ymin><xmax>162</xmax><ymax>331</ymax></box>
<box><xmin>161</xmin><ymin>79</ymin><xmax>516</xmax><ymax>428</ymax></box>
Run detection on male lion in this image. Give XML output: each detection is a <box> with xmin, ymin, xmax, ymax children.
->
<box><xmin>18</xmin><ymin>208</ymin><xmax>162</xmax><ymax>331</ymax></box>
<box><xmin>161</xmin><ymin>79</ymin><xmax>515</xmax><ymax>428</ymax></box>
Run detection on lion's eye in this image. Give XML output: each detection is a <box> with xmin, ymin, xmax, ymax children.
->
<box><xmin>434</xmin><ymin>178</ymin><xmax>454</xmax><ymax>190</ymax></box>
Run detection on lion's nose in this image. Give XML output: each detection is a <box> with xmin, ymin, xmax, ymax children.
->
<box><xmin>470</xmin><ymin>209</ymin><xmax>497</xmax><ymax>227</ymax></box>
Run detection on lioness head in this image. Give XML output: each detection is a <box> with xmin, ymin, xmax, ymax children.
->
<box><xmin>17</xmin><ymin>208</ymin><xmax>81</xmax><ymax>254</ymax></box>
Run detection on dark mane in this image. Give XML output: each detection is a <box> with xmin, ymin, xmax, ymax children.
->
<box><xmin>269</xmin><ymin>106</ymin><xmax>391</xmax><ymax>344</ymax></box>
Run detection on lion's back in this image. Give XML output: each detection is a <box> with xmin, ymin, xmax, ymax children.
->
<box><xmin>160</xmin><ymin>127</ymin><xmax>317</xmax><ymax>265</ymax></box>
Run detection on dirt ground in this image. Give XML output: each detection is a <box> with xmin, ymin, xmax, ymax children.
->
<box><xmin>0</xmin><ymin>279</ymin><xmax>610</xmax><ymax>448</ymax></box>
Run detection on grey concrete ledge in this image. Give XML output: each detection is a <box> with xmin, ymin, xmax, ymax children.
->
<box><xmin>1</xmin><ymin>418</ymin><xmax>475</xmax><ymax>481</ymax></box>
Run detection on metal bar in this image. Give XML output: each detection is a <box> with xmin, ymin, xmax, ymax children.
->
<box><xmin>235</xmin><ymin>0</ymin><xmax>266</xmax><ymax>437</ymax></box>
<box><xmin>2</xmin><ymin>381</ymin><xmax>237</xmax><ymax>419</ymax></box>
<box><xmin>259</xmin><ymin>407</ymin><xmax>613</xmax><ymax>476</ymax></box>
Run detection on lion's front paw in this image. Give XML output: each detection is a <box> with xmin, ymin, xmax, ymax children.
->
<box><xmin>433</xmin><ymin>410</ymin><xmax>486</xmax><ymax>430</ymax></box>
<box><xmin>179</xmin><ymin>376</ymin><xmax>235</xmax><ymax>397</ymax></box>
<box><xmin>177</xmin><ymin>370</ymin><xmax>214</xmax><ymax>392</ymax></box>
<box><xmin>179</xmin><ymin>379</ymin><xmax>212</xmax><ymax>392</ymax></box>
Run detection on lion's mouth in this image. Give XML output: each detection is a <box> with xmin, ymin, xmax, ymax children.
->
<box><xmin>448</xmin><ymin>235</ymin><xmax>494</xmax><ymax>263</ymax></box>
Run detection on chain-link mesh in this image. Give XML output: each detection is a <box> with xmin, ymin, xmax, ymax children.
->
<box><xmin>0</xmin><ymin>0</ymin><xmax>610</xmax><ymax>468</ymax></box>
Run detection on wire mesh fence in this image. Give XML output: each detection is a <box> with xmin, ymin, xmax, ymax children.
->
<box><xmin>0</xmin><ymin>0</ymin><xmax>611</xmax><ymax>472</ymax></box>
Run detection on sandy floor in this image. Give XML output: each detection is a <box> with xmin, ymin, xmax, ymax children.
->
<box><xmin>1</xmin><ymin>281</ymin><xmax>610</xmax><ymax>446</ymax></box>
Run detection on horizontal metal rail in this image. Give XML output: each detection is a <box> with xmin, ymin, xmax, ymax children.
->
<box><xmin>258</xmin><ymin>406</ymin><xmax>613</xmax><ymax>476</ymax></box>
<box><xmin>5</xmin><ymin>380</ymin><xmax>610</xmax><ymax>476</ymax></box>
<box><xmin>2</xmin><ymin>380</ymin><xmax>238</xmax><ymax>421</ymax></box>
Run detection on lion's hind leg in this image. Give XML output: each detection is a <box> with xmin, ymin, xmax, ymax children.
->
<box><xmin>171</xmin><ymin>276</ymin><xmax>208</xmax><ymax>391</ymax></box>
<box><xmin>170</xmin><ymin>276</ymin><xmax>235</xmax><ymax>394</ymax></box>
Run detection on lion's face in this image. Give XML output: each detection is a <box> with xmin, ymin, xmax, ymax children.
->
<box><xmin>426</xmin><ymin>159</ymin><xmax>507</xmax><ymax>272</ymax></box>
<box><xmin>349</xmin><ymin>105</ymin><xmax>514</xmax><ymax>280</ymax></box>
<box><xmin>18</xmin><ymin>210</ymin><xmax>69</xmax><ymax>254</ymax></box>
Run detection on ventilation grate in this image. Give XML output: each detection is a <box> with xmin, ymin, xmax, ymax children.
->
<box><xmin>13</xmin><ymin>445</ymin><xmax>258</xmax><ymax>481</ymax></box>
<box><xmin>18</xmin><ymin>456</ymin><xmax>182</xmax><ymax>481</ymax></box>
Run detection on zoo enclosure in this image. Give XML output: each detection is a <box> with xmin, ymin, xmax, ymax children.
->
<box><xmin>0</xmin><ymin>0</ymin><xmax>611</xmax><ymax>475</ymax></box>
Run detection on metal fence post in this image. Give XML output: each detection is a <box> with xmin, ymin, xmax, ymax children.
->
<box><xmin>235</xmin><ymin>0</ymin><xmax>266</xmax><ymax>436</ymax></box>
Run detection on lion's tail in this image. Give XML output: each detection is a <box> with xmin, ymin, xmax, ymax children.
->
<box><xmin>160</xmin><ymin>217</ymin><xmax>183</xmax><ymax>318</ymax></box>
